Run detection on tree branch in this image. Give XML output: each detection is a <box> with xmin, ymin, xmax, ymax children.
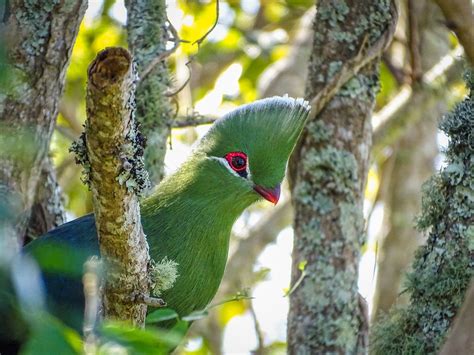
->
<box><xmin>0</xmin><ymin>0</ymin><xmax>86</xmax><ymax>245</ymax></box>
<box><xmin>126</xmin><ymin>0</ymin><xmax>174</xmax><ymax>186</ymax></box>
<box><xmin>372</xmin><ymin>46</ymin><xmax>463</xmax><ymax>157</ymax></box>
<box><xmin>439</xmin><ymin>280</ymin><xmax>474</xmax><ymax>355</ymax></box>
<box><xmin>83</xmin><ymin>47</ymin><xmax>151</xmax><ymax>326</ymax></box>
<box><xmin>433</xmin><ymin>0</ymin><xmax>474</xmax><ymax>65</ymax></box>
<box><xmin>25</xmin><ymin>158</ymin><xmax>66</xmax><ymax>242</ymax></box>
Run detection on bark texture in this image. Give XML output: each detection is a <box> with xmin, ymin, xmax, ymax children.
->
<box><xmin>288</xmin><ymin>1</ymin><xmax>396</xmax><ymax>353</ymax></box>
<box><xmin>0</xmin><ymin>0</ymin><xmax>86</xmax><ymax>244</ymax></box>
<box><xmin>125</xmin><ymin>0</ymin><xmax>173</xmax><ymax>186</ymax></box>
<box><xmin>433</xmin><ymin>0</ymin><xmax>474</xmax><ymax>65</ymax></box>
<box><xmin>372</xmin><ymin>0</ymin><xmax>451</xmax><ymax>320</ymax></box>
<box><xmin>25</xmin><ymin>158</ymin><xmax>66</xmax><ymax>242</ymax></box>
<box><xmin>439</xmin><ymin>280</ymin><xmax>474</xmax><ymax>355</ymax></box>
<box><xmin>78</xmin><ymin>47</ymin><xmax>151</xmax><ymax>326</ymax></box>
<box><xmin>371</xmin><ymin>69</ymin><xmax>473</xmax><ymax>354</ymax></box>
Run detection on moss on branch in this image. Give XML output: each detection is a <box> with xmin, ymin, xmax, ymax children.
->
<box><xmin>371</xmin><ymin>69</ymin><xmax>474</xmax><ymax>354</ymax></box>
<box><xmin>78</xmin><ymin>47</ymin><xmax>151</xmax><ymax>326</ymax></box>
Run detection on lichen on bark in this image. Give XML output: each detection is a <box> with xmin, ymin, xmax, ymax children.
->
<box><xmin>125</xmin><ymin>0</ymin><xmax>173</xmax><ymax>186</ymax></box>
<box><xmin>288</xmin><ymin>1</ymin><xmax>396</xmax><ymax>353</ymax></box>
<box><xmin>0</xmin><ymin>0</ymin><xmax>86</xmax><ymax>243</ymax></box>
<box><xmin>371</xmin><ymin>69</ymin><xmax>474</xmax><ymax>354</ymax></box>
<box><xmin>80</xmin><ymin>47</ymin><xmax>151</xmax><ymax>326</ymax></box>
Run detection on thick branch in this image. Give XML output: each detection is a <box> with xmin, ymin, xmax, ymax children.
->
<box><xmin>85</xmin><ymin>47</ymin><xmax>150</xmax><ymax>326</ymax></box>
<box><xmin>0</xmin><ymin>0</ymin><xmax>86</xmax><ymax>244</ymax></box>
<box><xmin>440</xmin><ymin>280</ymin><xmax>474</xmax><ymax>355</ymax></box>
<box><xmin>433</xmin><ymin>0</ymin><xmax>474</xmax><ymax>65</ymax></box>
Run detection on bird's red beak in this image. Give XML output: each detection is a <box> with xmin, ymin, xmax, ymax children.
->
<box><xmin>254</xmin><ymin>184</ymin><xmax>281</xmax><ymax>205</ymax></box>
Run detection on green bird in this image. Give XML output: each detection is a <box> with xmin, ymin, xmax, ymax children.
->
<box><xmin>2</xmin><ymin>96</ymin><xmax>310</xmax><ymax>351</ymax></box>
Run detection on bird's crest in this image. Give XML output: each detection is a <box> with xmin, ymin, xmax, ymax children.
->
<box><xmin>196</xmin><ymin>95</ymin><xmax>311</xmax><ymax>189</ymax></box>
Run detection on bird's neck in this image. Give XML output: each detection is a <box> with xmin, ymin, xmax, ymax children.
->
<box><xmin>139</xmin><ymin>157</ymin><xmax>258</xmax><ymax>314</ymax></box>
<box><xmin>140</xmin><ymin>155</ymin><xmax>257</xmax><ymax>254</ymax></box>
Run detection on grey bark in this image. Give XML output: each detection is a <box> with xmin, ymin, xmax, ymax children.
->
<box><xmin>0</xmin><ymin>0</ymin><xmax>86</xmax><ymax>244</ymax></box>
<box><xmin>288</xmin><ymin>1</ymin><xmax>396</xmax><ymax>353</ymax></box>
<box><xmin>125</xmin><ymin>0</ymin><xmax>173</xmax><ymax>186</ymax></box>
<box><xmin>78</xmin><ymin>47</ymin><xmax>151</xmax><ymax>325</ymax></box>
<box><xmin>372</xmin><ymin>0</ymin><xmax>451</xmax><ymax>320</ymax></box>
<box><xmin>370</xmin><ymin>67</ymin><xmax>473</xmax><ymax>354</ymax></box>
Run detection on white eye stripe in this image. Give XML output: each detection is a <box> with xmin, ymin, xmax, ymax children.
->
<box><xmin>209</xmin><ymin>156</ymin><xmax>252</xmax><ymax>180</ymax></box>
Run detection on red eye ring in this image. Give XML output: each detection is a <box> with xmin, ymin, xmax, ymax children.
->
<box><xmin>224</xmin><ymin>152</ymin><xmax>247</xmax><ymax>172</ymax></box>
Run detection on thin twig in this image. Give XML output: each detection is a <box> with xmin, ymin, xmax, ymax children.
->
<box><xmin>165</xmin><ymin>58</ymin><xmax>192</xmax><ymax>97</ymax></box>
<box><xmin>249</xmin><ymin>301</ymin><xmax>265</xmax><ymax>355</ymax></box>
<box><xmin>134</xmin><ymin>293</ymin><xmax>167</xmax><ymax>308</ymax></box>
<box><xmin>140</xmin><ymin>19</ymin><xmax>181</xmax><ymax>81</ymax></box>
<box><xmin>407</xmin><ymin>0</ymin><xmax>422</xmax><ymax>82</ymax></box>
<box><xmin>171</xmin><ymin>115</ymin><xmax>217</xmax><ymax>128</ymax></box>
<box><xmin>192</xmin><ymin>0</ymin><xmax>220</xmax><ymax>47</ymax></box>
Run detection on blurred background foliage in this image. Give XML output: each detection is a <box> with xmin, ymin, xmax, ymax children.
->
<box><xmin>31</xmin><ymin>0</ymin><xmax>466</xmax><ymax>353</ymax></box>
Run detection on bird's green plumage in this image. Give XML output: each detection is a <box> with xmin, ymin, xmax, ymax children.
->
<box><xmin>24</xmin><ymin>96</ymin><xmax>310</xmax><ymax>329</ymax></box>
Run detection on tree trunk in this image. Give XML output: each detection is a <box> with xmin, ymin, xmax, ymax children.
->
<box><xmin>125</xmin><ymin>0</ymin><xmax>173</xmax><ymax>186</ymax></box>
<box><xmin>372</xmin><ymin>0</ymin><xmax>451</xmax><ymax>320</ymax></box>
<box><xmin>371</xmin><ymin>68</ymin><xmax>473</xmax><ymax>354</ymax></box>
<box><xmin>0</xmin><ymin>0</ymin><xmax>86</xmax><ymax>245</ymax></box>
<box><xmin>288</xmin><ymin>1</ymin><xmax>396</xmax><ymax>353</ymax></box>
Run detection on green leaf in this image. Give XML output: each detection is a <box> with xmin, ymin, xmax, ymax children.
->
<box><xmin>146</xmin><ymin>308</ymin><xmax>179</xmax><ymax>324</ymax></box>
<box><xmin>100</xmin><ymin>321</ymin><xmax>183</xmax><ymax>355</ymax></box>
<box><xmin>22</xmin><ymin>314</ymin><xmax>82</xmax><ymax>355</ymax></box>
<box><xmin>182</xmin><ymin>309</ymin><xmax>209</xmax><ymax>321</ymax></box>
<box><xmin>298</xmin><ymin>260</ymin><xmax>307</xmax><ymax>271</ymax></box>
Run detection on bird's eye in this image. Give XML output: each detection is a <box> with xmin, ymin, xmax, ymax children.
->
<box><xmin>224</xmin><ymin>152</ymin><xmax>247</xmax><ymax>172</ymax></box>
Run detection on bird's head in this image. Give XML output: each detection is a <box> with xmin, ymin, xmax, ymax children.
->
<box><xmin>195</xmin><ymin>96</ymin><xmax>310</xmax><ymax>205</ymax></box>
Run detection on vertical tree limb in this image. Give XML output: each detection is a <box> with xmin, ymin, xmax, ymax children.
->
<box><xmin>0</xmin><ymin>0</ymin><xmax>86</xmax><ymax>244</ymax></box>
<box><xmin>288</xmin><ymin>1</ymin><xmax>396</xmax><ymax>353</ymax></box>
<box><xmin>371</xmin><ymin>68</ymin><xmax>473</xmax><ymax>353</ymax></box>
<box><xmin>372</xmin><ymin>0</ymin><xmax>452</xmax><ymax>320</ymax></box>
<box><xmin>125</xmin><ymin>0</ymin><xmax>173</xmax><ymax>186</ymax></box>
<box><xmin>25</xmin><ymin>157</ymin><xmax>66</xmax><ymax>242</ymax></box>
<box><xmin>83</xmin><ymin>47</ymin><xmax>150</xmax><ymax>326</ymax></box>
<box><xmin>433</xmin><ymin>0</ymin><xmax>474</xmax><ymax>65</ymax></box>
<box><xmin>439</xmin><ymin>280</ymin><xmax>474</xmax><ymax>355</ymax></box>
